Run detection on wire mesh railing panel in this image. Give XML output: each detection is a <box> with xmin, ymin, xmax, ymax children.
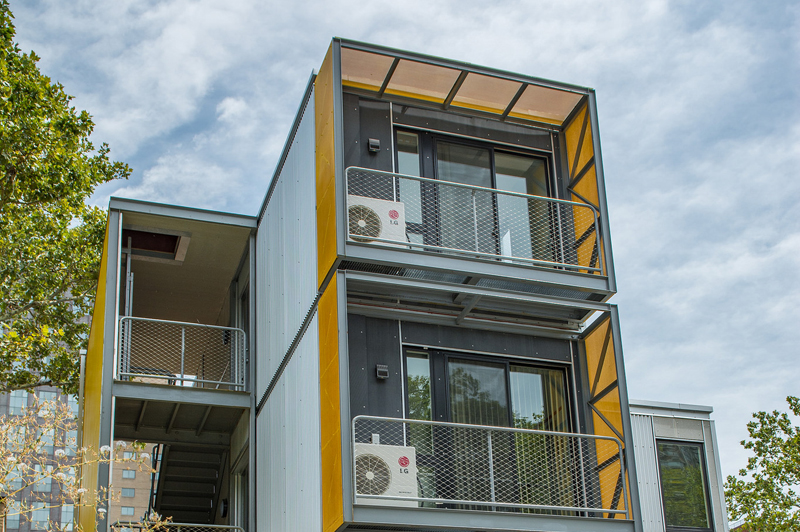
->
<box><xmin>112</xmin><ymin>523</ymin><xmax>245</xmax><ymax>532</ymax></box>
<box><xmin>346</xmin><ymin>167</ymin><xmax>603</xmax><ymax>274</ymax></box>
<box><xmin>117</xmin><ymin>317</ymin><xmax>246</xmax><ymax>390</ymax></box>
<box><xmin>352</xmin><ymin>416</ymin><xmax>627</xmax><ymax>517</ymax></box>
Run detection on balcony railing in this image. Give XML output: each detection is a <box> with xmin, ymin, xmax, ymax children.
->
<box><xmin>117</xmin><ymin>317</ymin><xmax>246</xmax><ymax>391</ymax></box>
<box><xmin>346</xmin><ymin>167</ymin><xmax>603</xmax><ymax>274</ymax></box>
<box><xmin>352</xmin><ymin>415</ymin><xmax>628</xmax><ymax>517</ymax></box>
<box><xmin>112</xmin><ymin>523</ymin><xmax>245</xmax><ymax>532</ymax></box>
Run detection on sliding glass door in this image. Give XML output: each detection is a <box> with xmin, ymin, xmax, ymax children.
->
<box><xmin>403</xmin><ymin>349</ymin><xmax>573</xmax><ymax>510</ymax></box>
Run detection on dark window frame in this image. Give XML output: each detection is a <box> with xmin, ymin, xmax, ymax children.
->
<box><xmin>656</xmin><ymin>438</ymin><xmax>714</xmax><ymax>532</ymax></box>
<box><xmin>393</xmin><ymin>128</ymin><xmax>558</xmax><ymax>256</ymax></box>
<box><xmin>401</xmin><ymin>346</ymin><xmax>574</xmax><ymax>430</ymax></box>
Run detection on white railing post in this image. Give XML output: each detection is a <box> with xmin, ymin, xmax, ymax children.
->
<box><xmin>487</xmin><ymin>430</ymin><xmax>496</xmax><ymax>507</ymax></box>
<box><xmin>180</xmin><ymin>326</ymin><xmax>185</xmax><ymax>387</ymax></box>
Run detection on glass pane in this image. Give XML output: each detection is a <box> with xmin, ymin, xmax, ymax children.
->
<box><xmin>406</xmin><ymin>352</ymin><xmax>432</xmax><ymax>421</ymax></box>
<box><xmin>385</xmin><ymin>60</ymin><xmax>461</xmax><ymax>103</ymax></box>
<box><xmin>451</xmin><ymin>73</ymin><xmax>522</xmax><ymax>114</ymax></box>
<box><xmin>396</xmin><ymin>131</ymin><xmax>422</xmax><ymax>225</ymax></box>
<box><xmin>495</xmin><ymin>153</ymin><xmax>552</xmax><ymax>262</ymax></box>
<box><xmin>436</xmin><ymin>142</ymin><xmax>495</xmax><ymax>255</ymax></box>
<box><xmin>509</xmin><ymin>365</ymin><xmax>569</xmax><ymax>432</ymax></box>
<box><xmin>448</xmin><ymin>359</ymin><xmax>508</xmax><ymax>426</ymax></box>
<box><xmin>509</xmin><ymin>365</ymin><xmax>574</xmax><ymax>510</ymax></box>
<box><xmin>657</xmin><ymin>442</ymin><xmax>710</xmax><ymax>528</ymax></box>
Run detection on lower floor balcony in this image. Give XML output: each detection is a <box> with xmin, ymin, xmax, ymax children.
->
<box><xmin>352</xmin><ymin>415</ymin><xmax>629</xmax><ymax>519</ymax></box>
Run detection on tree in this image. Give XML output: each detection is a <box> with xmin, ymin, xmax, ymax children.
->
<box><xmin>0</xmin><ymin>0</ymin><xmax>130</xmax><ymax>394</ymax></box>
<box><xmin>0</xmin><ymin>396</ymin><xmax>168</xmax><ymax>531</ymax></box>
<box><xmin>725</xmin><ymin>396</ymin><xmax>800</xmax><ymax>531</ymax></box>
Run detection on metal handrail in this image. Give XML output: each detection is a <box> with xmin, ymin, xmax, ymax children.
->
<box><xmin>111</xmin><ymin>523</ymin><xmax>245</xmax><ymax>532</ymax></box>
<box><xmin>345</xmin><ymin>166</ymin><xmax>604</xmax><ymax>274</ymax></box>
<box><xmin>117</xmin><ymin>316</ymin><xmax>246</xmax><ymax>391</ymax></box>
<box><xmin>351</xmin><ymin>414</ymin><xmax>628</xmax><ymax>518</ymax></box>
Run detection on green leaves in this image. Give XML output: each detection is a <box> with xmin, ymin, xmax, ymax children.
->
<box><xmin>0</xmin><ymin>0</ymin><xmax>129</xmax><ymax>394</ymax></box>
<box><xmin>725</xmin><ymin>396</ymin><xmax>800</xmax><ymax>532</ymax></box>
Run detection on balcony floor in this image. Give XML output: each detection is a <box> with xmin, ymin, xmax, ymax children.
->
<box><xmin>113</xmin><ymin>381</ymin><xmax>249</xmax><ymax>446</ymax></box>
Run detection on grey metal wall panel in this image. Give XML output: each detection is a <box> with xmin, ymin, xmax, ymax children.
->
<box><xmin>630</xmin><ymin>413</ymin><xmax>664</xmax><ymax>532</ymax></box>
<box><xmin>347</xmin><ymin>315</ymin><xmax>403</xmax><ymax>422</ymax></box>
<box><xmin>257</xmin><ymin>314</ymin><xmax>321</xmax><ymax>531</ymax></box>
<box><xmin>256</xmin><ymin>88</ymin><xmax>317</xmax><ymax>397</ymax></box>
<box><xmin>400</xmin><ymin>320</ymin><xmax>571</xmax><ymax>362</ymax></box>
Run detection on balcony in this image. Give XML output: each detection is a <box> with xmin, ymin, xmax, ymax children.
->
<box><xmin>352</xmin><ymin>415</ymin><xmax>628</xmax><ymax>518</ymax></box>
<box><xmin>117</xmin><ymin>317</ymin><xmax>246</xmax><ymax>391</ymax></box>
<box><xmin>112</xmin><ymin>523</ymin><xmax>245</xmax><ymax>532</ymax></box>
<box><xmin>346</xmin><ymin>167</ymin><xmax>604</xmax><ymax>275</ymax></box>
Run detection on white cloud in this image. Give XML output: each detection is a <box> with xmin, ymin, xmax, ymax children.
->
<box><xmin>10</xmin><ymin>0</ymin><xmax>800</xmax><ymax>481</ymax></box>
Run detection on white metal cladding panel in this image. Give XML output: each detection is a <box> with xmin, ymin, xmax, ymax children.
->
<box><xmin>257</xmin><ymin>315</ymin><xmax>321</xmax><ymax>531</ymax></box>
<box><xmin>630</xmin><ymin>414</ymin><xmax>665</xmax><ymax>532</ymax></box>
<box><xmin>256</xmin><ymin>89</ymin><xmax>317</xmax><ymax>396</ymax></box>
<box><xmin>703</xmin><ymin>420</ymin><xmax>730</xmax><ymax>532</ymax></box>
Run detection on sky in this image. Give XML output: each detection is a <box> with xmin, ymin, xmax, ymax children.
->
<box><xmin>10</xmin><ymin>0</ymin><xmax>799</xmax><ymax>484</ymax></box>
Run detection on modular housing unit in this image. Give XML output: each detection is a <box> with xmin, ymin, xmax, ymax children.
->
<box><xmin>76</xmin><ymin>38</ymin><xmax>695</xmax><ymax>532</ymax></box>
<box><xmin>630</xmin><ymin>401</ymin><xmax>730</xmax><ymax>532</ymax></box>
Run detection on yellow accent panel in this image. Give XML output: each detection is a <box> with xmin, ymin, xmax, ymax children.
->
<box><xmin>316</xmin><ymin>46</ymin><xmax>338</xmax><ymax>289</ymax></box>
<box><xmin>583</xmin><ymin>317</ymin><xmax>609</xmax><ymax>392</ymax></box>
<box><xmin>596</xmin><ymin>456</ymin><xmax>620</xmax><ymax>513</ymax></box>
<box><xmin>572</xmin><ymin>163</ymin><xmax>599</xmax><ymax>207</ymax></box>
<box><xmin>319</xmin><ymin>282</ymin><xmax>343</xmax><ymax>532</ymax></box>
<box><xmin>564</xmin><ymin>105</ymin><xmax>586</xmax><ymax>174</ymax></box>
<box><xmin>79</xmin><ymin>221</ymin><xmax>110</xmax><ymax>532</ymax></box>
<box><xmin>574</xmin><ymin>119</ymin><xmax>595</xmax><ymax>178</ymax></box>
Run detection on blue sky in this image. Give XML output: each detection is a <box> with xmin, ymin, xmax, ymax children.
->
<box><xmin>11</xmin><ymin>0</ymin><xmax>799</xmax><ymax>481</ymax></box>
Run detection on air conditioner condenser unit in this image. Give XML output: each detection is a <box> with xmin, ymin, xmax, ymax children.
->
<box><xmin>347</xmin><ymin>195</ymin><xmax>407</xmax><ymax>247</ymax></box>
<box><xmin>354</xmin><ymin>443</ymin><xmax>417</xmax><ymax>507</ymax></box>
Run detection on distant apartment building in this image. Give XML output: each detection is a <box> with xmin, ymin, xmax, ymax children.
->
<box><xmin>1</xmin><ymin>387</ymin><xmax>78</xmax><ymax>532</ymax></box>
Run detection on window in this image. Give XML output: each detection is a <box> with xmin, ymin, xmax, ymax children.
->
<box><xmin>657</xmin><ymin>440</ymin><xmax>712</xmax><ymax>531</ymax></box>
<box><xmin>393</xmin><ymin>130</ymin><xmax>557</xmax><ymax>263</ymax></box>
<box><xmin>120</xmin><ymin>506</ymin><xmax>136</xmax><ymax>516</ymax></box>
<box><xmin>37</xmin><ymin>390</ymin><xmax>57</xmax><ymax>404</ymax></box>
<box><xmin>5</xmin><ymin>465</ymin><xmax>23</xmax><ymax>490</ymax></box>
<box><xmin>121</xmin><ymin>487</ymin><xmax>135</xmax><ymax>497</ymax></box>
<box><xmin>123</xmin><ymin>451</ymin><xmax>135</xmax><ymax>460</ymax></box>
<box><xmin>5</xmin><ymin>500</ymin><xmax>21</xmax><ymax>529</ymax></box>
<box><xmin>39</xmin><ymin>427</ymin><xmax>55</xmax><ymax>454</ymax></box>
<box><xmin>67</xmin><ymin>395</ymin><xmax>80</xmax><ymax>416</ymax></box>
<box><xmin>60</xmin><ymin>504</ymin><xmax>74</xmax><ymax>531</ymax></box>
<box><xmin>30</xmin><ymin>502</ymin><xmax>50</xmax><ymax>530</ymax></box>
<box><xmin>122</xmin><ymin>469</ymin><xmax>136</xmax><ymax>479</ymax></box>
<box><xmin>403</xmin><ymin>349</ymin><xmax>572</xmax><ymax>508</ymax></box>
<box><xmin>65</xmin><ymin>429</ymin><xmax>78</xmax><ymax>455</ymax></box>
<box><xmin>34</xmin><ymin>465</ymin><xmax>52</xmax><ymax>492</ymax></box>
<box><xmin>8</xmin><ymin>390</ymin><xmax>29</xmax><ymax>415</ymax></box>
<box><xmin>6</xmin><ymin>426</ymin><xmax>25</xmax><ymax>451</ymax></box>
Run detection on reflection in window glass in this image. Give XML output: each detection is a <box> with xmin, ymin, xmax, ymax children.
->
<box><xmin>448</xmin><ymin>358</ymin><xmax>508</xmax><ymax>427</ymax></box>
<box><xmin>436</xmin><ymin>142</ymin><xmax>495</xmax><ymax>255</ymax></box>
<box><xmin>406</xmin><ymin>352</ymin><xmax>435</xmax><ymax>503</ymax></box>
<box><xmin>397</xmin><ymin>131</ymin><xmax>422</xmax><ymax>227</ymax></box>
<box><xmin>406</xmin><ymin>353</ymin><xmax>431</xmax><ymax>421</ymax></box>
<box><xmin>657</xmin><ymin>441</ymin><xmax>710</xmax><ymax>529</ymax></box>
<box><xmin>509</xmin><ymin>365</ymin><xmax>569</xmax><ymax>432</ymax></box>
<box><xmin>495</xmin><ymin>152</ymin><xmax>551</xmax><ymax>262</ymax></box>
